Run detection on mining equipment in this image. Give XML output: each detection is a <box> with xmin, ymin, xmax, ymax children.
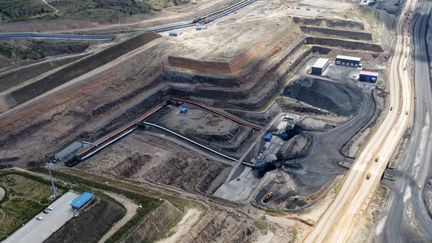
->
<box><xmin>263</xmin><ymin>192</ymin><xmax>273</xmax><ymax>203</ymax></box>
<box><xmin>192</xmin><ymin>17</ymin><xmax>204</xmax><ymax>23</ymax></box>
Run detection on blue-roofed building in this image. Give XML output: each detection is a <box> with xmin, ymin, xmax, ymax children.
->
<box><xmin>264</xmin><ymin>133</ymin><xmax>273</xmax><ymax>142</ymax></box>
<box><xmin>71</xmin><ymin>192</ymin><xmax>93</xmax><ymax>210</ymax></box>
<box><xmin>179</xmin><ymin>107</ymin><xmax>188</xmax><ymax>114</ymax></box>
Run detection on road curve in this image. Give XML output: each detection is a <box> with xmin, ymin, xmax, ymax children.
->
<box><xmin>304</xmin><ymin>0</ymin><xmax>416</xmax><ymax>241</ymax></box>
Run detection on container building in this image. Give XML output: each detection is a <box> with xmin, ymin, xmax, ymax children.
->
<box><xmin>335</xmin><ymin>55</ymin><xmax>361</xmax><ymax>67</ymax></box>
<box><xmin>358</xmin><ymin>70</ymin><xmax>379</xmax><ymax>83</ymax></box>
<box><xmin>311</xmin><ymin>58</ymin><xmax>330</xmax><ymax>75</ymax></box>
<box><xmin>71</xmin><ymin>192</ymin><xmax>93</xmax><ymax>210</ymax></box>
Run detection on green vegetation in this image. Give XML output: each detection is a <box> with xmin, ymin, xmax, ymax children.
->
<box><xmin>254</xmin><ymin>219</ymin><xmax>268</xmax><ymax>234</ymax></box>
<box><xmin>0</xmin><ymin>45</ymin><xmax>13</xmax><ymax>58</ymax></box>
<box><xmin>0</xmin><ymin>172</ymin><xmax>63</xmax><ymax>240</ymax></box>
<box><xmin>0</xmin><ymin>0</ymin><xmax>191</xmax><ymax>23</ymax></box>
<box><xmin>29</xmin><ymin>168</ymin><xmax>206</xmax><ymax>242</ymax></box>
<box><xmin>30</xmin><ymin>168</ymin><xmax>164</xmax><ymax>242</ymax></box>
<box><xmin>0</xmin><ymin>0</ymin><xmax>54</xmax><ymax>22</ymax></box>
<box><xmin>48</xmin><ymin>0</ymin><xmax>190</xmax><ymax>23</ymax></box>
<box><xmin>0</xmin><ymin>40</ymin><xmax>89</xmax><ymax>60</ymax></box>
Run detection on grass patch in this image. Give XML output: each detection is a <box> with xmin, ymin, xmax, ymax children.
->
<box><xmin>30</xmin><ymin>168</ymin><xmax>163</xmax><ymax>242</ymax></box>
<box><xmin>29</xmin><ymin>167</ymin><xmax>206</xmax><ymax>242</ymax></box>
<box><xmin>0</xmin><ymin>172</ymin><xmax>65</xmax><ymax>240</ymax></box>
<box><xmin>254</xmin><ymin>219</ymin><xmax>268</xmax><ymax>235</ymax></box>
<box><xmin>0</xmin><ymin>0</ymin><xmax>54</xmax><ymax>22</ymax></box>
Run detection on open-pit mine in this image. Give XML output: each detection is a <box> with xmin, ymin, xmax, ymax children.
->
<box><xmin>1</xmin><ymin>0</ymin><xmax>431</xmax><ymax>242</ymax></box>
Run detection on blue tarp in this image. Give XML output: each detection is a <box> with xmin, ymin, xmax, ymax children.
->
<box><xmin>71</xmin><ymin>192</ymin><xmax>93</xmax><ymax>209</ymax></box>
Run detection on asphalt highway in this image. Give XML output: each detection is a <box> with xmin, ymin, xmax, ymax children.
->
<box><xmin>0</xmin><ymin>33</ymin><xmax>114</xmax><ymax>41</ymax></box>
<box><xmin>304</xmin><ymin>0</ymin><xmax>416</xmax><ymax>241</ymax></box>
<box><xmin>379</xmin><ymin>2</ymin><xmax>432</xmax><ymax>242</ymax></box>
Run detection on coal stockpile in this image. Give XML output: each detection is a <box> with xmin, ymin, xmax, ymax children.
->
<box><xmin>283</xmin><ymin>78</ymin><xmax>361</xmax><ymax>116</ymax></box>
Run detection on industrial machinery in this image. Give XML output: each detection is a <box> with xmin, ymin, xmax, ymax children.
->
<box><xmin>263</xmin><ymin>192</ymin><xmax>273</xmax><ymax>203</ymax></box>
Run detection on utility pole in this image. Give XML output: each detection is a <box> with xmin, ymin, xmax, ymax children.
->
<box><xmin>47</xmin><ymin>164</ymin><xmax>57</xmax><ymax>200</ymax></box>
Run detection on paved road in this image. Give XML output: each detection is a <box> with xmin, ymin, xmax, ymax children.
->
<box><xmin>0</xmin><ymin>33</ymin><xmax>114</xmax><ymax>41</ymax></box>
<box><xmin>3</xmin><ymin>191</ymin><xmax>79</xmax><ymax>243</ymax></box>
<box><xmin>379</xmin><ymin>2</ymin><xmax>432</xmax><ymax>242</ymax></box>
<box><xmin>304</xmin><ymin>0</ymin><xmax>416</xmax><ymax>241</ymax></box>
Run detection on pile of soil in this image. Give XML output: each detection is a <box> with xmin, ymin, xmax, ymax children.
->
<box><xmin>146</xmin><ymin>155</ymin><xmax>230</xmax><ymax>195</ymax></box>
<box><xmin>277</xmin><ymin>134</ymin><xmax>311</xmax><ymax>160</ymax></box>
<box><xmin>112</xmin><ymin>152</ymin><xmax>152</xmax><ymax>177</ymax></box>
<box><xmin>180</xmin><ymin>210</ymin><xmax>258</xmax><ymax>243</ymax></box>
<box><xmin>283</xmin><ymin>78</ymin><xmax>359</xmax><ymax>116</ymax></box>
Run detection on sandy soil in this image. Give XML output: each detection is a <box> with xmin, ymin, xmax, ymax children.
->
<box><xmin>157</xmin><ymin>208</ymin><xmax>203</xmax><ymax>243</ymax></box>
<box><xmin>98</xmin><ymin>192</ymin><xmax>139</xmax><ymax>243</ymax></box>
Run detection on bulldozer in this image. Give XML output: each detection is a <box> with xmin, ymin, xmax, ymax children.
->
<box><xmin>263</xmin><ymin>192</ymin><xmax>273</xmax><ymax>203</ymax></box>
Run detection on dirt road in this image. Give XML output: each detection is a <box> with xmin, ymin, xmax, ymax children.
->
<box><xmin>98</xmin><ymin>192</ymin><xmax>139</xmax><ymax>243</ymax></box>
<box><xmin>304</xmin><ymin>0</ymin><xmax>416</xmax><ymax>241</ymax></box>
<box><xmin>0</xmin><ymin>187</ymin><xmax>5</xmax><ymax>201</ymax></box>
<box><xmin>156</xmin><ymin>208</ymin><xmax>203</xmax><ymax>243</ymax></box>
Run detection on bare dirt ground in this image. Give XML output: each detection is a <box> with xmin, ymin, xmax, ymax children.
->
<box><xmin>0</xmin><ymin>0</ymin><xmax>396</xmax><ymax>242</ymax></box>
<box><xmin>78</xmin><ymin>131</ymin><xmax>231</xmax><ymax>195</ymax></box>
<box><xmin>150</xmin><ymin>104</ymin><xmax>256</xmax><ymax>157</ymax></box>
<box><xmin>157</xmin><ymin>208</ymin><xmax>203</xmax><ymax>243</ymax></box>
<box><xmin>98</xmin><ymin>192</ymin><xmax>139</xmax><ymax>243</ymax></box>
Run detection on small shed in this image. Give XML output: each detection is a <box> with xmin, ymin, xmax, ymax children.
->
<box><xmin>179</xmin><ymin>107</ymin><xmax>188</xmax><ymax>114</ymax></box>
<box><xmin>264</xmin><ymin>133</ymin><xmax>273</xmax><ymax>142</ymax></box>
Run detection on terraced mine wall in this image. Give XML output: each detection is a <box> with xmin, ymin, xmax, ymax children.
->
<box><xmin>305</xmin><ymin>37</ymin><xmax>383</xmax><ymax>52</ymax></box>
<box><xmin>300</xmin><ymin>26</ymin><xmax>373</xmax><ymax>41</ymax></box>
<box><xmin>168</xmin><ymin>44</ymin><xmax>263</xmax><ymax>74</ymax></box>
<box><xmin>168</xmin><ymin>56</ymin><xmax>231</xmax><ymax>73</ymax></box>
<box><xmin>2</xmin><ymin>32</ymin><xmax>161</xmax><ymax>111</ymax></box>
<box><xmin>163</xmin><ymin>70</ymin><xmax>238</xmax><ymax>87</ymax></box>
<box><xmin>190</xmin><ymin>39</ymin><xmax>310</xmax><ymax>109</ymax></box>
<box><xmin>293</xmin><ymin>17</ymin><xmax>365</xmax><ymax>30</ymax></box>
